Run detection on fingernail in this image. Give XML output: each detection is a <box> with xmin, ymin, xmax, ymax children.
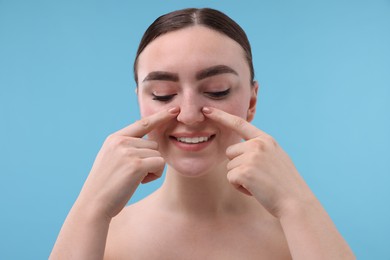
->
<box><xmin>169</xmin><ymin>107</ymin><xmax>180</xmax><ymax>114</ymax></box>
<box><xmin>202</xmin><ymin>107</ymin><xmax>212</xmax><ymax>114</ymax></box>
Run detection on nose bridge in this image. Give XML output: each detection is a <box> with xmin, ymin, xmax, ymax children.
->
<box><xmin>177</xmin><ymin>90</ymin><xmax>205</xmax><ymax>125</ymax></box>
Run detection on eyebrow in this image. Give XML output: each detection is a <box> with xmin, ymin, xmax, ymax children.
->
<box><xmin>196</xmin><ymin>65</ymin><xmax>238</xmax><ymax>80</ymax></box>
<box><xmin>142</xmin><ymin>65</ymin><xmax>238</xmax><ymax>83</ymax></box>
<box><xmin>142</xmin><ymin>71</ymin><xmax>179</xmax><ymax>82</ymax></box>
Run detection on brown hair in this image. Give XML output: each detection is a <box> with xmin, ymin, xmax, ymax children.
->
<box><xmin>133</xmin><ymin>8</ymin><xmax>254</xmax><ymax>85</ymax></box>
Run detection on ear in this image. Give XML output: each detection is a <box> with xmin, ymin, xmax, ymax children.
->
<box><xmin>247</xmin><ymin>81</ymin><xmax>259</xmax><ymax>122</ymax></box>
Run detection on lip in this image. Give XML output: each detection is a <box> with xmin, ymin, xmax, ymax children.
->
<box><xmin>170</xmin><ymin>132</ymin><xmax>214</xmax><ymax>138</ymax></box>
<box><xmin>169</xmin><ymin>132</ymin><xmax>216</xmax><ymax>152</ymax></box>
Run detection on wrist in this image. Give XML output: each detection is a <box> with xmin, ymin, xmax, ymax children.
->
<box><xmin>72</xmin><ymin>197</ymin><xmax>113</xmax><ymax>226</ymax></box>
<box><xmin>277</xmin><ymin>195</ymin><xmax>321</xmax><ymax>220</ymax></box>
<box><xmin>277</xmin><ymin>195</ymin><xmax>356</xmax><ymax>259</ymax></box>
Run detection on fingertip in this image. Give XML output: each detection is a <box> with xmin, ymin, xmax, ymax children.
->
<box><xmin>168</xmin><ymin>106</ymin><xmax>180</xmax><ymax>114</ymax></box>
<box><xmin>225</xmin><ymin>146</ymin><xmax>233</xmax><ymax>158</ymax></box>
<box><xmin>202</xmin><ymin>106</ymin><xmax>213</xmax><ymax>114</ymax></box>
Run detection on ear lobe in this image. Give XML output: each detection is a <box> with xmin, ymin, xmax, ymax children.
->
<box><xmin>247</xmin><ymin>112</ymin><xmax>255</xmax><ymax>122</ymax></box>
<box><xmin>247</xmin><ymin>81</ymin><xmax>259</xmax><ymax>122</ymax></box>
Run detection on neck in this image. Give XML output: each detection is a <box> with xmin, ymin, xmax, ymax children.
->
<box><xmin>158</xmin><ymin>160</ymin><xmax>253</xmax><ymax>218</ymax></box>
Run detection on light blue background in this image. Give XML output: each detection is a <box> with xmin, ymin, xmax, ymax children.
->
<box><xmin>1</xmin><ymin>0</ymin><xmax>389</xmax><ymax>259</ymax></box>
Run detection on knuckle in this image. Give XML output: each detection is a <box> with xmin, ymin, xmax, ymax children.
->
<box><xmin>106</xmin><ymin>134</ymin><xmax>119</xmax><ymax>144</ymax></box>
<box><xmin>228</xmin><ymin>165</ymin><xmax>253</xmax><ymax>183</ymax></box>
<box><xmin>247</xmin><ymin>152</ymin><xmax>260</xmax><ymax>164</ymax></box>
<box><xmin>251</xmin><ymin>138</ymin><xmax>266</xmax><ymax>151</ymax></box>
<box><xmin>106</xmin><ymin>134</ymin><xmax>128</xmax><ymax>148</ymax></box>
<box><xmin>155</xmin><ymin>157</ymin><xmax>165</xmax><ymax>168</ymax></box>
<box><xmin>264</xmin><ymin>135</ymin><xmax>277</xmax><ymax>147</ymax></box>
<box><xmin>239</xmin><ymin>166</ymin><xmax>254</xmax><ymax>181</ymax></box>
<box><xmin>137</xmin><ymin>118</ymin><xmax>150</xmax><ymax>129</ymax></box>
<box><xmin>104</xmin><ymin>135</ymin><xmax>119</xmax><ymax>151</ymax></box>
<box><xmin>123</xmin><ymin>147</ymin><xmax>137</xmax><ymax>157</ymax></box>
<box><xmin>157</xmin><ymin>156</ymin><xmax>165</xmax><ymax>163</ymax></box>
<box><xmin>129</xmin><ymin>157</ymin><xmax>143</xmax><ymax>171</ymax></box>
<box><xmin>250</xmin><ymin>135</ymin><xmax>277</xmax><ymax>150</ymax></box>
<box><xmin>105</xmin><ymin>133</ymin><xmax>116</xmax><ymax>143</ymax></box>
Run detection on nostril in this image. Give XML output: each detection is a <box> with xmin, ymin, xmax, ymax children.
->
<box><xmin>176</xmin><ymin>107</ymin><xmax>205</xmax><ymax>125</ymax></box>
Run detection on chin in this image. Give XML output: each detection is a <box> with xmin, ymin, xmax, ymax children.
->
<box><xmin>166</xmin><ymin>156</ymin><xmax>226</xmax><ymax>178</ymax></box>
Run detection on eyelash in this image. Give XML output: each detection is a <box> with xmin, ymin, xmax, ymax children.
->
<box><xmin>204</xmin><ymin>88</ymin><xmax>231</xmax><ymax>99</ymax></box>
<box><xmin>152</xmin><ymin>89</ymin><xmax>231</xmax><ymax>102</ymax></box>
<box><xmin>152</xmin><ymin>94</ymin><xmax>177</xmax><ymax>102</ymax></box>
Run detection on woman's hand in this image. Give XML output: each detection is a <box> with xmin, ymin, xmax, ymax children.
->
<box><xmin>203</xmin><ymin>106</ymin><xmax>314</xmax><ymax>219</ymax></box>
<box><xmin>50</xmin><ymin>107</ymin><xmax>180</xmax><ymax>260</ymax></box>
<box><xmin>203</xmin><ymin>106</ymin><xmax>355</xmax><ymax>259</ymax></box>
<box><xmin>77</xmin><ymin>107</ymin><xmax>180</xmax><ymax>220</ymax></box>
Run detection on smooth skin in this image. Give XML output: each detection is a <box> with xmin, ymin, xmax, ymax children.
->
<box><xmin>50</xmin><ymin>25</ymin><xmax>355</xmax><ymax>259</ymax></box>
<box><xmin>202</xmin><ymin>107</ymin><xmax>354</xmax><ymax>259</ymax></box>
<box><xmin>50</xmin><ymin>108</ymin><xmax>181</xmax><ymax>259</ymax></box>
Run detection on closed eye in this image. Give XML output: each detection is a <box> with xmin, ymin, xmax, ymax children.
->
<box><xmin>204</xmin><ymin>89</ymin><xmax>231</xmax><ymax>99</ymax></box>
<box><xmin>152</xmin><ymin>94</ymin><xmax>177</xmax><ymax>102</ymax></box>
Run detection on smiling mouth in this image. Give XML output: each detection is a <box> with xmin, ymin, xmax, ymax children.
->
<box><xmin>171</xmin><ymin>135</ymin><xmax>216</xmax><ymax>144</ymax></box>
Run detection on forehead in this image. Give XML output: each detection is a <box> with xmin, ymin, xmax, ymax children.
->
<box><xmin>137</xmin><ymin>26</ymin><xmax>249</xmax><ymax>81</ymax></box>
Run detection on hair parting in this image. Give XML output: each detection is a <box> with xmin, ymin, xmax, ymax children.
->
<box><xmin>133</xmin><ymin>8</ymin><xmax>254</xmax><ymax>85</ymax></box>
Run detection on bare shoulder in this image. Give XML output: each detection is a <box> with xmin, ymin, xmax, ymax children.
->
<box><xmin>105</xmin><ymin>194</ymin><xmax>291</xmax><ymax>260</ymax></box>
<box><xmin>105</xmin><ymin>195</ymin><xmax>157</xmax><ymax>259</ymax></box>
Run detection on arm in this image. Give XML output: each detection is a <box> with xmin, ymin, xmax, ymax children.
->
<box><xmin>50</xmin><ymin>107</ymin><xmax>179</xmax><ymax>259</ymax></box>
<box><xmin>203</xmin><ymin>107</ymin><xmax>355</xmax><ymax>259</ymax></box>
<box><xmin>49</xmin><ymin>201</ymin><xmax>111</xmax><ymax>259</ymax></box>
<box><xmin>279</xmin><ymin>197</ymin><xmax>355</xmax><ymax>259</ymax></box>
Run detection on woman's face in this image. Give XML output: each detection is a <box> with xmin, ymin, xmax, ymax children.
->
<box><xmin>136</xmin><ymin>26</ymin><xmax>258</xmax><ymax>177</ymax></box>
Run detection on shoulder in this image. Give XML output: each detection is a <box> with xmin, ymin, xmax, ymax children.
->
<box><xmin>104</xmin><ymin>192</ymin><xmax>167</xmax><ymax>259</ymax></box>
<box><xmin>104</xmin><ymin>194</ymin><xmax>292</xmax><ymax>259</ymax></box>
<box><xmin>109</xmin><ymin>193</ymin><xmax>159</xmax><ymax>235</ymax></box>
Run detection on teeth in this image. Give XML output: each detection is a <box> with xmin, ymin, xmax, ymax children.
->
<box><xmin>177</xmin><ymin>136</ymin><xmax>210</xmax><ymax>144</ymax></box>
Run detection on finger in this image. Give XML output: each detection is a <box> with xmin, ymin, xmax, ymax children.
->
<box><xmin>127</xmin><ymin>138</ymin><xmax>158</xmax><ymax>150</ymax></box>
<box><xmin>140</xmin><ymin>157</ymin><xmax>165</xmax><ymax>184</ymax></box>
<box><xmin>226</xmin><ymin>142</ymin><xmax>245</xmax><ymax>160</ymax></box>
<box><xmin>140</xmin><ymin>156</ymin><xmax>165</xmax><ymax>173</ymax></box>
<box><xmin>226</xmin><ymin>138</ymin><xmax>271</xmax><ymax>159</ymax></box>
<box><xmin>115</xmin><ymin>107</ymin><xmax>180</xmax><ymax>138</ymax></box>
<box><xmin>130</xmin><ymin>148</ymin><xmax>161</xmax><ymax>159</ymax></box>
<box><xmin>227</xmin><ymin>167</ymin><xmax>253</xmax><ymax>196</ymax></box>
<box><xmin>202</xmin><ymin>107</ymin><xmax>265</xmax><ymax>140</ymax></box>
<box><xmin>226</xmin><ymin>154</ymin><xmax>246</xmax><ymax>171</ymax></box>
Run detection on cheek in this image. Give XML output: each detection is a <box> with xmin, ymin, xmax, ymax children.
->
<box><xmin>138</xmin><ymin>95</ymin><xmax>161</xmax><ymax>118</ymax></box>
<box><xmin>138</xmin><ymin>98</ymin><xmax>168</xmax><ymax>141</ymax></box>
<box><xmin>146</xmin><ymin>122</ymin><xmax>167</xmax><ymax>143</ymax></box>
<box><xmin>139</xmin><ymin>93</ymin><xmax>175</xmax><ymax>118</ymax></box>
<box><xmin>140</xmin><ymin>106</ymin><xmax>157</xmax><ymax>118</ymax></box>
<box><xmin>212</xmin><ymin>98</ymin><xmax>249</xmax><ymax>120</ymax></box>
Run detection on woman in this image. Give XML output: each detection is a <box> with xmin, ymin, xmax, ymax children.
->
<box><xmin>51</xmin><ymin>8</ymin><xmax>355</xmax><ymax>259</ymax></box>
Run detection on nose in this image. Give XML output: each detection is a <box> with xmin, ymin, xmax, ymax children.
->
<box><xmin>176</xmin><ymin>96</ymin><xmax>205</xmax><ymax>126</ymax></box>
